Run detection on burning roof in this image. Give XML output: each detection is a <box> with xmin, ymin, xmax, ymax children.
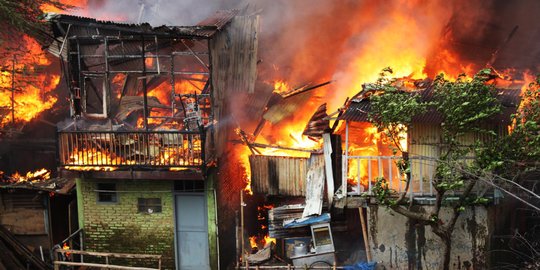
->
<box><xmin>47</xmin><ymin>9</ymin><xmax>238</xmax><ymax>38</ymax></box>
<box><xmin>338</xmin><ymin>83</ymin><xmax>522</xmax><ymax>125</ymax></box>
<box><xmin>0</xmin><ymin>176</ymin><xmax>75</xmax><ymax>195</ymax></box>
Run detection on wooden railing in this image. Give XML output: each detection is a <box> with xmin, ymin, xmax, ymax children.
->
<box><xmin>53</xmin><ymin>249</ymin><xmax>162</xmax><ymax>270</ymax></box>
<box><xmin>57</xmin><ymin>130</ymin><xmax>204</xmax><ymax>169</ymax></box>
<box><xmin>343</xmin><ymin>155</ymin><xmax>477</xmax><ymax>197</ymax></box>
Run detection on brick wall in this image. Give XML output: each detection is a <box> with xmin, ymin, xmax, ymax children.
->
<box><xmin>78</xmin><ymin>179</ymin><xmax>175</xmax><ymax>269</ymax></box>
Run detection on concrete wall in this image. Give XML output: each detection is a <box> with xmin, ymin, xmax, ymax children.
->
<box><xmin>368</xmin><ymin>205</ymin><xmax>490</xmax><ymax>269</ymax></box>
<box><xmin>77</xmin><ymin>179</ymin><xmax>175</xmax><ymax>269</ymax></box>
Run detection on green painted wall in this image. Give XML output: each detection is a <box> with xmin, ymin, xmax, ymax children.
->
<box><xmin>78</xmin><ymin>179</ymin><xmax>175</xmax><ymax>269</ymax></box>
<box><xmin>206</xmin><ymin>170</ymin><xmax>219</xmax><ymax>270</ymax></box>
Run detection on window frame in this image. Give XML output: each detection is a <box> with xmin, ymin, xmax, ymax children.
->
<box><xmin>137</xmin><ymin>197</ymin><xmax>162</xmax><ymax>214</ymax></box>
<box><xmin>96</xmin><ymin>183</ymin><xmax>118</xmax><ymax>204</ymax></box>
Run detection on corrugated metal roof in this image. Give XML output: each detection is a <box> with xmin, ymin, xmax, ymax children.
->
<box><xmin>48</xmin><ymin>9</ymin><xmax>238</xmax><ymax>39</ymax></box>
<box><xmin>0</xmin><ymin>178</ymin><xmax>75</xmax><ymax>194</ymax></box>
<box><xmin>338</xmin><ymin>86</ymin><xmax>521</xmax><ymax>125</ymax></box>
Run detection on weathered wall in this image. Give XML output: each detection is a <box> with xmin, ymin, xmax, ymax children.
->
<box><xmin>368</xmin><ymin>205</ymin><xmax>489</xmax><ymax>269</ymax></box>
<box><xmin>0</xmin><ymin>190</ymin><xmax>51</xmax><ymax>250</ymax></box>
<box><xmin>77</xmin><ymin>179</ymin><xmax>175</xmax><ymax>269</ymax></box>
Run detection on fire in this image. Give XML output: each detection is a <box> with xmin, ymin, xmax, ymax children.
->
<box><xmin>264</xmin><ymin>235</ymin><xmax>276</xmax><ymax>246</ymax></box>
<box><xmin>9</xmin><ymin>168</ymin><xmax>51</xmax><ymax>183</ymax></box>
<box><xmin>64</xmin><ymin>148</ymin><xmax>120</xmax><ymax>171</ymax></box>
<box><xmin>248</xmin><ymin>235</ymin><xmax>276</xmax><ymax>250</ymax></box>
<box><xmin>0</xmin><ymin>36</ymin><xmax>59</xmax><ymax>127</ymax></box>
<box><xmin>273</xmin><ymin>80</ymin><xmax>290</xmax><ymax>94</ymax></box>
<box><xmin>62</xmin><ymin>242</ymin><xmax>72</xmax><ymax>258</ymax></box>
<box><xmin>63</xmin><ymin>136</ymin><xmax>202</xmax><ymax>171</ymax></box>
<box><xmin>249</xmin><ymin>236</ymin><xmax>258</xmax><ymax>249</ymax></box>
<box><xmin>41</xmin><ymin>0</ymin><xmax>87</xmax><ymax>14</ymax></box>
<box><xmin>136</xmin><ymin>74</ymin><xmax>207</xmax><ymax>129</ymax></box>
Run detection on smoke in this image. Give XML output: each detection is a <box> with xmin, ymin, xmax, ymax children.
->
<box><xmin>67</xmin><ymin>0</ymin><xmax>240</xmax><ymax>25</ymax></box>
<box><xmin>63</xmin><ymin>0</ymin><xmax>540</xmax><ymax>119</ymax></box>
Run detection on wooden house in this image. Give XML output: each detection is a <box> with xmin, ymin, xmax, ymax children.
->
<box><xmin>46</xmin><ymin>10</ymin><xmax>259</xmax><ymax>270</ymax></box>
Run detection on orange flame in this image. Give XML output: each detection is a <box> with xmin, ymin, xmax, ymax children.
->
<box><xmin>64</xmin><ymin>148</ymin><xmax>120</xmax><ymax>171</ymax></box>
<box><xmin>9</xmin><ymin>168</ymin><xmax>51</xmax><ymax>183</ymax></box>
<box><xmin>0</xmin><ymin>36</ymin><xmax>59</xmax><ymax>127</ymax></box>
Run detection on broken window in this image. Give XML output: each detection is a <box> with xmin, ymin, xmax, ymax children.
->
<box><xmin>137</xmin><ymin>198</ymin><xmax>162</xmax><ymax>213</ymax></box>
<box><xmin>96</xmin><ymin>183</ymin><xmax>117</xmax><ymax>203</ymax></box>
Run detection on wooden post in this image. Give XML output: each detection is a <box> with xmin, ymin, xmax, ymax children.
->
<box><xmin>53</xmin><ymin>249</ymin><xmax>59</xmax><ymax>270</ymax></box>
<box><xmin>240</xmin><ymin>191</ymin><xmax>245</xmax><ymax>263</ymax></box>
<box><xmin>359</xmin><ymin>207</ymin><xmax>372</xmax><ymax>262</ymax></box>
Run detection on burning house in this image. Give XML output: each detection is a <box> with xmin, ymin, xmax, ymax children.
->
<box><xmin>44</xmin><ymin>9</ymin><xmax>259</xmax><ymax>269</ymax></box>
<box><xmin>0</xmin><ymin>0</ymin><xmax>539</xmax><ymax>269</ymax></box>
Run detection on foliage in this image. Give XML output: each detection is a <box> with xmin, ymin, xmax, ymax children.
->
<box><xmin>433</xmin><ymin>70</ymin><xmax>501</xmax><ymax>139</ymax></box>
<box><xmin>371</xmin><ymin>177</ymin><xmax>396</xmax><ymax>206</ymax></box>
<box><xmin>477</xmin><ymin>76</ymin><xmax>540</xmax><ymax>177</ymax></box>
<box><xmin>368</xmin><ymin>67</ymin><xmax>430</xmax><ymax>152</ymax></box>
<box><xmin>368</xmin><ymin>68</ymin><xmax>505</xmax><ymax>270</ymax></box>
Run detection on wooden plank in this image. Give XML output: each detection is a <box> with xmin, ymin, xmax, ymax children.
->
<box><xmin>302</xmin><ymin>154</ymin><xmax>325</xmax><ymax>217</ymax></box>
<box><xmin>0</xmin><ymin>209</ymin><xmax>46</xmax><ymax>235</ymax></box>
<box><xmin>358</xmin><ymin>207</ymin><xmax>372</xmax><ymax>262</ymax></box>
<box><xmin>323</xmin><ymin>134</ymin><xmax>334</xmax><ymax>205</ymax></box>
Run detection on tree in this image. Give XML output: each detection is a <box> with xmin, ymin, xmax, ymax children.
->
<box><xmin>0</xmin><ymin>0</ymin><xmax>66</xmax><ymax>45</ymax></box>
<box><xmin>0</xmin><ymin>0</ymin><xmax>66</xmax><ymax>133</ymax></box>
<box><xmin>368</xmin><ymin>68</ymin><xmax>505</xmax><ymax>270</ymax></box>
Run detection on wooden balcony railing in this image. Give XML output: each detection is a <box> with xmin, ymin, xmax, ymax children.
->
<box><xmin>344</xmin><ymin>155</ymin><xmax>478</xmax><ymax>197</ymax></box>
<box><xmin>57</xmin><ymin>131</ymin><xmax>204</xmax><ymax>169</ymax></box>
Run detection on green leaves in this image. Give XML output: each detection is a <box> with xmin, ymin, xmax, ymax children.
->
<box><xmin>372</xmin><ymin>177</ymin><xmax>397</xmax><ymax>206</ymax></box>
<box><xmin>368</xmin><ymin>67</ymin><xmax>429</xmax><ymax>152</ymax></box>
<box><xmin>433</xmin><ymin>70</ymin><xmax>501</xmax><ymax>136</ymax></box>
<box><xmin>476</xmin><ymin>75</ymin><xmax>540</xmax><ymax>177</ymax></box>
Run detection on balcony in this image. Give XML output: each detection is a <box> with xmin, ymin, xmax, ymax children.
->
<box><xmin>344</xmin><ymin>155</ymin><xmax>481</xmax><ymax>198</ymax></box>
<box><xmin>57</xmin><ymin>131</ymin><xmax>203</xmax><ymax>170</ymax></box>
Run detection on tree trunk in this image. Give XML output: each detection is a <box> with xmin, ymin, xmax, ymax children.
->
<box><xmin>442</xmin><ymin>236</ymin><xmax>452</xmax><ymax>270</ymax></box>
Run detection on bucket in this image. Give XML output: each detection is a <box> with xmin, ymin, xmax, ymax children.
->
<box><xmin>293</xmin><ymin>243</ymin><xmax>308</xmax><ymax>256</ymax></box>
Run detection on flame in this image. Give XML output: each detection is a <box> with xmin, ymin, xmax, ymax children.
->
<box><xmin>249</xmin><ymin>236</ymin><xmax>258</xmax><ymax>249</ymax></box>
<box><xmin>63</xmin><ymin>136</ymin><xmax>201</xmax><ymax>171</ymax></box>
<box><xmin>62</xmin><ymin>242</ymin><xmax>72</xmax><ymax>258</ymax></box>
<box><xmin>264</xmin><ymin>235</ymin><xmax>276</xmax><ymax>246</ymax></box>
<box><xmin>9</xmin><ymin>168</ymin><xmax>51</xmax><ymax>183</ymax></box>
<box><xmin>0</xmin><ymin>36</ymin><xmax>59</xmax><ymax>127</ymax></box>
<box><xmin>64</xmin><ymin>148</ymin><xmax>120</xmax><ymax>171</ymax></box>
<box><xmin>273</xmin><ymin>80</ymin><xmax>290</xmax><ymax>94</ymax></box>
<box><xmin>41</xmin><ymin>0</ymin><xmax>88</xmax><ymax>13</ymax></box>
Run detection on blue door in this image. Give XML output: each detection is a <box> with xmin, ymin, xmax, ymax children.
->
<box><xmin>175</xmin><ymin>194</ymin><xmax>210</xmax><ymax>269</ymax></box>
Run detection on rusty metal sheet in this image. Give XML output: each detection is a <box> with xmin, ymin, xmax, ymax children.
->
<box><xmin>249</xmin><ymin>155</ymin><xmax>308</xmax><ymax>196</ymax></box>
